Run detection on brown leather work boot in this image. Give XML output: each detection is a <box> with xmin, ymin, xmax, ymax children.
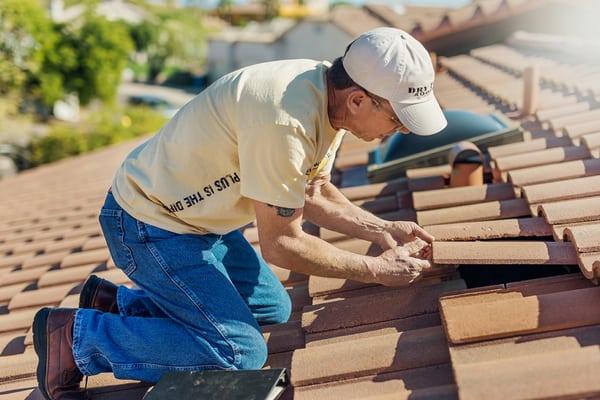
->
<box><xmin>79</xmin><ymin>275</ymin><xmax>119</xmax><ymax>314</ymax></box>
<box><xmin>33</xmin><ymin>308</ymin><xmax>84</xmax><ymax>400</ymax></box>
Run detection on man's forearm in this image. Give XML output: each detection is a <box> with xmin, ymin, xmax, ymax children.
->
<box><xmin>303</xmin><ymin>180</ymin><xmax>389</xmax><ymax>243</ymax></box>
<box><xmin>265</xmin><ymin>230</ymin><xmax>376</xmax><ymax>283</ymax></box>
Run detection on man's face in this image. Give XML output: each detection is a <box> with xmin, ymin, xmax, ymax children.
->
<box><xmin>348</xmin><ymin>91</ymin><xmax>410</xmax><ymax>142</ymax></box>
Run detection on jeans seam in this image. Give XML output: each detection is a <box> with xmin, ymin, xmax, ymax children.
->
<box><xmin>72</xmin><ymin>309</ymin><xmax>93</xmax><ymax>376</ymax></box>
<box><xmin>115</xmin><ymin>286</ymin><xmax>125</xmax><ymax>316</ymax></box>
<box><xmin>142</xmin><ymin>240</ymin><xmax>241</xmax><ymax>367</ymax></box>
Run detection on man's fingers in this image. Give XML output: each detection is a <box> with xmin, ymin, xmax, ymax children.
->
<box><xmin>413</xmin><ymin>224</ymin><xmax>435</xmax><ymax>243</ymax></box>
<box><xmin>379</xmin><ymin>233</ymin><xmax>397</xmax><ymax>251</ymax></box>
<box><xmin>412</xmin><ymin>257</ymin><xmax>432</xmax><ymax>272</ymax></box>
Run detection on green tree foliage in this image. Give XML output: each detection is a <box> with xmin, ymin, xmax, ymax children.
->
<box><xmin>30</xmin><ymin>105</ymin><xmax>166</xmax><ymax>165</ymax></box>
<box><xmin>145</xmin><ymin>7</ymin><xmax>207</xmax><ymax>82</ymax></box>
<box><xmin>1</xmin><ymin>1</ymin><xmax>133</xmax><ymax>112</ymax></box>
<box><xmin>128</xmin><ymin>20</ymin><xmax>156</xmax><ymax>53</ymax></box>
<box><xmin>72</xmin><ymin>14</ymin><xmax>133</xmax><ymax>104</ymax></box>
<box><xmin>0</xmin><ymin>0</ymin><xmax>55</xmax><ymax>98</ymax></box>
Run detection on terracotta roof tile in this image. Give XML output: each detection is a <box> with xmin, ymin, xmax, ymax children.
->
<box><xmin>416</xmin><ymin>198</ymin><xmax>530</xmax><ymax>226</ymax></box>
<box><xmin>550</xmin><ymin>219</ymin><xmax>600</xmax><ymax>242</ymax></box>
<box><xmin>562</xmin><ymin>119</ymin><xmax>600</xmax><ymax>140</ymax></box>
<box><xmin>581</xmin><ymin>131</ymin><xmax>600</xmax><ymax>150</ymax></box>
<box><xmin>0</xmin><ymin>350</ymin><xmax>37</xmax><ymax>384</ymax></box>
<box><xmin>81</xmin><ymin>237</ymin><xmax>107</xmax><ymax>252</ymax></box>
<box><xmin>60</xmin><ymin>224</ymin><xmax>102</xmax><ymax>241</ymax></box>
<box><xmin>305</xmin><ymin>313</ymin><xmax>441</xmax><ymax>348</ymax></box>
<box><xmin>0</xmin><ymin>266</ymin><xmax>51</xmax><ymax>287</ymax></box>
<box><xmin>302</xmin><ymin>280</ymin><xmax>465</xmax><ymax>334</ymax></box>
<box><xmin>36</xmin><ymin>263</ymin><xmax>100</xmax><ymax>288</ymax></box>
<box><xmin>308</xmin><ymin>276</ymin><xmax>371</xmax><ymax>298</ymax></box>
<box><xmin>262</xmin><ymin>321</ymin><xmax>304</xmax><ymax>355</ymax></box>
<box><xmin>538</xmin><ymin>196</ymin><xmax>600</xmax><ymax>224</ymax></box>
<box><xmin>406</xmin><ymin>175</ymin><xmax>446</xmax><ymax>192</ymax></box>
<box><xmin>290</xmin><ymin>326</ymin><xmax>450</xmax><ymax>387</ymax></box>
<box><xmin>522</xmin><ymin>174</ymin><xmax>600</xmax><ymax>204</ymax></box>
<box><xmin>504</xmin><ymin>273</ymin><xmax>596</xmax><ymax>297</ymax></box>
<box><xmin>8</xmin><ymin>282</ymin><xmax>79</xmax><ymax>311</ymax></box>
<box><xmin>413</xmin><ymin>183</ymin><xmax>515</xmax><ymax>211</ymax></box>
<box><xmin>564</xmin><ymin>224</ymin><xmax>600</xmax><ymax>280</ymax></box>
<box><xmin>507</xmin><ymin>158</ymin><xmax>600</xmax><ymax>186</ymax></box>
<box><xmin>355</xmin><ymin>194</ymin><xmax>403</xmax><ymax>214</ymax></box>
<box><xmin>291</xmin><ymin>364</ymin><xmax>455</xmax><ymax>400</ymax></box>
<box><xmin>494</xmin><ymin>145</ymin><xmax>591</xmax><ymax>173</ymax></box>
<box><xmin>545</xmin><ymin>108</ymin><xmax>600</xmax><ymax>132</ymax></box>
<box><xmin>339</xmin><ymin>179</ymin><xmax>409</xmax><ymax>201</ymax></box>
<box><xmin>10</xmin><ymin>241</ymin><xmax>52</xmax><ymax>256</ymax></box>
<box><xmin>434</xmin><ymin>241</ymin><xmax>577</xmax><ymax>265</ymax></box>
<box><xmin>405</xmin><ymin>165</ymin><xmax>451</xmax><ymax>179</ymax></box>
<box><xmin>425</xmin><ymin>217</ymin><xmax>551</xmax><ymax>241</ymax></box>
<box><xmin>535</xmin><ymin>101</ymin><xmax>591</xmax><ymax>122</ymax></box>
<box><xmin>59</xmin><ymin>248</ymin><xmax>109</xmax><ymax>269</ymax></box>
<box><xmin>20</xmin><ymin>251</ymin><xmax>71</xmax><ymax>270</ymax></box>
<box><xmin>453</xmin><ymin>345</ymin><xmax>600</xmax><ymax>400</ymax></box>
<box><xmin>43</xmin><ymin>237</ymin><xmax>87</xmax><ymax>254</ymax></box>
<box><xmin>0</xmin><ymin>308</ymin><xmax>39</xmax><ymax>334</ymax></box>
<box><xmin>441</xmin><ymin>285</ymin><xmax>600</xmax><ymax>345</ymax></box>
<box><xmin>449</xmin><ymin>322</ymin><xmax>599</xmax><ymax>365</ymax></box>
<box><xmin>0</xmin><ymin>282</ymin><xmax>33</xmax><ymax>304</ymax></box>
<box><xmin>487</xmin><ymin>136</ymin><xmax>572</xmax><ymax>159</ymax></box>
<box><xmin>0</xmin><ymin>254</ymin><xmax>36</xmax><ymax>270</ymax></box>
<box><xmin>377</xmin><ymin>208</ymin><xmax>417</xmax><ymax>222</ymax></box>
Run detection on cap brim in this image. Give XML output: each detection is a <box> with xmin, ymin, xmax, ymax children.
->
<box><xmin>391</xmin><ymin>96</ymin><xmax>447</xmax><ymax>136</ymax></box>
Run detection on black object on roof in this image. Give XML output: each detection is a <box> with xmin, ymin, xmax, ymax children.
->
<box><xmin>144</xmin><ymin>368</ymin><xmax>289</xmax><ymax>400</ymax></box>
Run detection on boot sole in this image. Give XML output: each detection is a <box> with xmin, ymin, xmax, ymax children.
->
<box><xmin>32</xmin><ymin>307</ymin><xmax>52</xmax><ymax>400</ymax></box>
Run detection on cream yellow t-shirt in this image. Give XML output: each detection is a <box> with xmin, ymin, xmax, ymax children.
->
<box><xmin>112</xmin><ymin>59</ymin><xmax>345</xmax><ymax>234</ymax></box>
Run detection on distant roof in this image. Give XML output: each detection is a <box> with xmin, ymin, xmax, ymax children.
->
<box><xmin>328</xmin><ymin>5</ymin><xmax>387</xmax><ymax>38</ymax></box>
<box><xmin>209</xmin><ymin>18</ymin><xmax>297</xmax><ymax>43</ymax></box>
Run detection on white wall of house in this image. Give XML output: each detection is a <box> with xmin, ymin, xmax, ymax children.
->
<box><xmin>206</xmin><ymin>20</ymin><xmax>352</xmax><ymax>82</ymax></box>
<box><xmin>207</xmin><ymin>40</ymin><xmax>234</xmax><ymax>81</ymax></box>
<box><xmin>232</xmin><ymin>42</ymin><xmax>281</xmax><ymax>70</ymax></box>
<box><xmin>280</xmin><ymin>21</ymin><xmax>351</xmax><ymax>62</ymax></box>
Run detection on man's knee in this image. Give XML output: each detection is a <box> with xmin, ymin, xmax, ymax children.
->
<box><xmin>235</xmin><ymin>329</ymin><xmax>268</xmax><ymax>370</ymax></box>
<box><xmin>262</xmin><ymin>287</ymin><xmax>292</xmax><ymax>325</ymax></box>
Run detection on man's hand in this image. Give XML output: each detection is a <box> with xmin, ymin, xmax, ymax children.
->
<box><xmin>368</xmin><ymin>246</ymin><xmax>432</xmax><ymax>287</ymax></box>
<box><xmin>375</xmin><ymin>221</ymin><xmax>435</xmax><ymax>251</ymax></box>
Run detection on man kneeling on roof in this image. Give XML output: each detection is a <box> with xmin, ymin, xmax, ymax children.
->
<box><xmin>32</xmin><ymin>27</ymin><xmax>447</xmax><ymax>399</ymax></box>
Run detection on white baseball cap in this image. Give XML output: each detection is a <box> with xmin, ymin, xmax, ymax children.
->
<box><xmin>342</xmin><ymin>27</ymin><xmax>447</xmax><ymax>136</ymax></box>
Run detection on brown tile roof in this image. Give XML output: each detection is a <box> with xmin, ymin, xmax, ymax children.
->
<box><xmin>2</xmin><ymin>31</ymin><xmax>600</xmax><ymax>399</ymax></box>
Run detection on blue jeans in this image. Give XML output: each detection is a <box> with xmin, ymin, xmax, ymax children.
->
<box><xmin>72</xmin><ymin>192</ymin><xmax>291</xmax><ymax>383</ymax></box>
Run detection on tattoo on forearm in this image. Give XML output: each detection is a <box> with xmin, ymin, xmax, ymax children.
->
<box><xmin>267</xmin><ymin>204</ymin><xmax>296</xmax><ymax>217</ymax></box>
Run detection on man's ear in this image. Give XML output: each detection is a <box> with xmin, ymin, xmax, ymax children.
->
<box><xmin>346</xmin><ymin>88</ymin><xmax>367</xmax><ymax>115</ymax></box>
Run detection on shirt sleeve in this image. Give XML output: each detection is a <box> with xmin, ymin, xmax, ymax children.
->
<box><xmin>238</xmin><ymin>123</ymin><xmax>315</xmax><ymax>209</ymax></box>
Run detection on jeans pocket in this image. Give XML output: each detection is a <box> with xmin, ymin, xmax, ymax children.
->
<box><xmin>99</xmin><ymin>208</ymin><xmax>137</xmax><ymax>276</ymax></box>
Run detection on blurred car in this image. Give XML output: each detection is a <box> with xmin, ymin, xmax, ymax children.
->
<box><xmin>127</xmin><ymin>95</ymin><xmax>179</xmax><ymax>118</ymax></box>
